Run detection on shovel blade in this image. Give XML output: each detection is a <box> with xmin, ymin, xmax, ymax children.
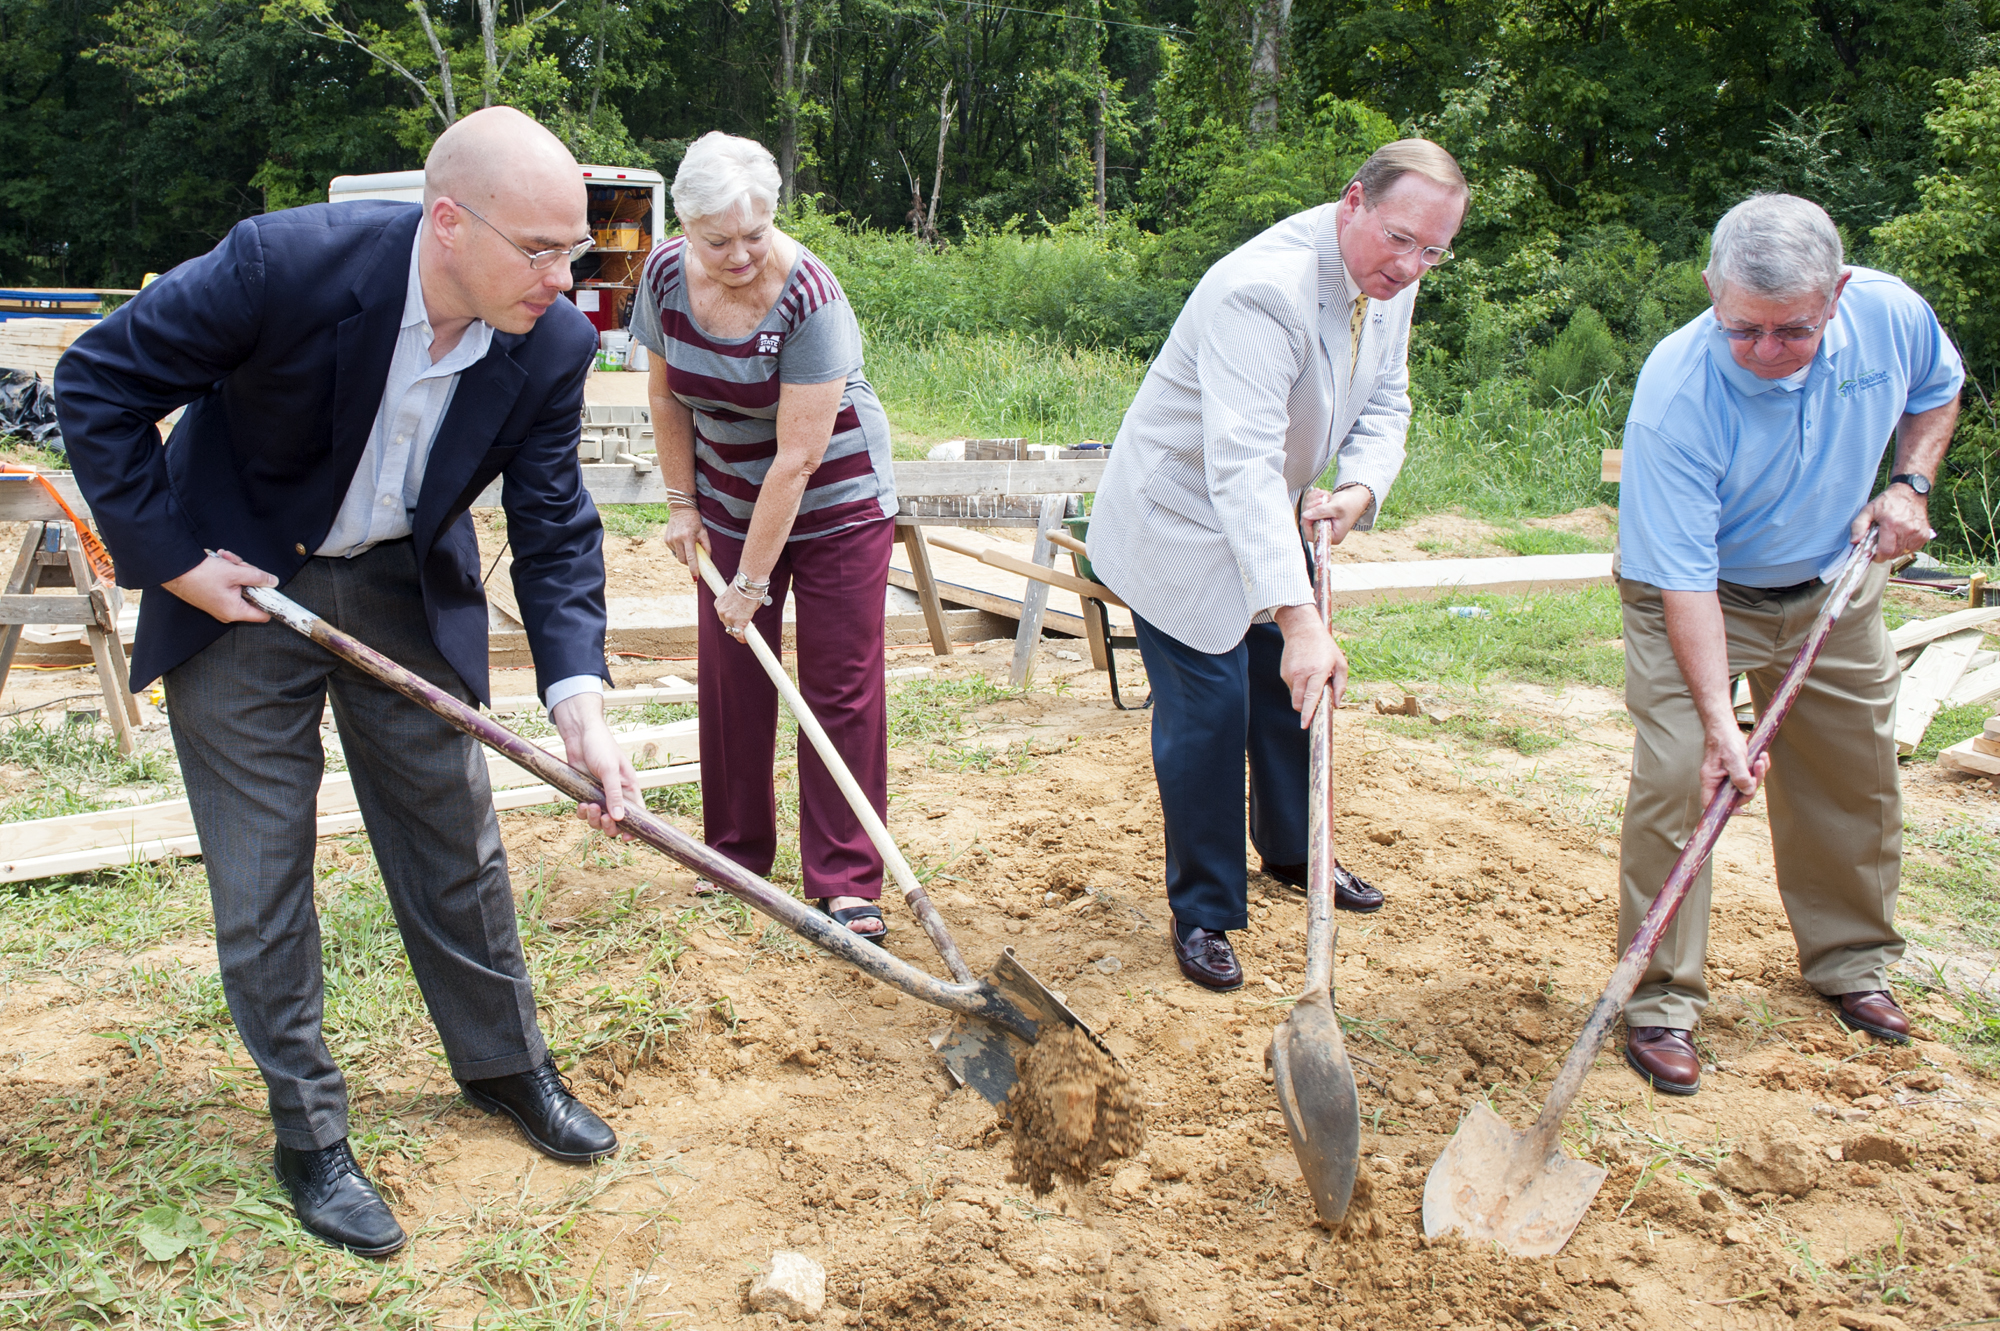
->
<box><xmin>1270</xmin><ymin>991</ymin><xmax>1360</xmax><ymax>1225</ymax></box>
<box><xmin>1422</xmin><ymin>1103</ymin><xmax>1608</xmax><ymax>1258</ymax></box>
<box><xmin>938</xmin><ymin>947</ymin><xmax>1116</xmax><ymax>1106</ymax></box>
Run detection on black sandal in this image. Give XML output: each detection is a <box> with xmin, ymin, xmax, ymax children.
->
<box><xmin>813</xmin><ymin>898</ymin><xmax>889</xmax><ymax>941</ymax></box>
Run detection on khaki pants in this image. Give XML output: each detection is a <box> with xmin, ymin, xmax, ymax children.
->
<box><xmin>1617</xmin><ymin>566</ymin><xmax>1903</xmax><ymax>1030</ymax></box>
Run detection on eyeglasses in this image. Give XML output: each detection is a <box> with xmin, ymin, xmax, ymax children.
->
<box><xmin>456</xmin><ymin>203</ymin><xmax>593</xmax><ymax>270</ymax></box>
<box><xmin>1713</xmin><ymin>300</ymin><xmax>1833</xmax><ymax>345</ymax></box>
<box><xmin>1379</xmin><ymin>222</ymin><xmax>1453</xmax><ymax>267</ymax></box>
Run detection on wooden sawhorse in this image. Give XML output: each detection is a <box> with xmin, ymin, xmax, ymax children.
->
<box><xmin>0</xmin><ymin>480</ymin><xmax>141</xmax><ymax>753</ymax></box>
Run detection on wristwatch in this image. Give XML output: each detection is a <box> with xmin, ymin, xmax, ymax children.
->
<box><xmin>1889</xmin><ymin>472</ymin><xmax>1933</xmax><ymax>497</ymax></box>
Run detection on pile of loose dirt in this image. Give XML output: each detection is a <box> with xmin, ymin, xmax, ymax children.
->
<box><xmin>1006</xmin><ymin>1025</ymin><xmax>1146</xmax><ymax>1195</ymax></box>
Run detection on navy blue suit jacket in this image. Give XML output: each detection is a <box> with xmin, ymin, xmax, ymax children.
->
<box><xmin>54</xmin><ymin>201</ymin><xmax>607</xmax><ymax>702</ymax></box>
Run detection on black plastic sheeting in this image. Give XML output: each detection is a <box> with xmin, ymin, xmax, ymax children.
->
<box><xmin>0</xmin><ymin>368</ymin><xmax>61</xmax><ymax>451</ymax></box>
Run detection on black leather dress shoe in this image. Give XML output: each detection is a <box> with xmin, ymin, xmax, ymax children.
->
<box><xmin>1173</xmin><ymin>918</ymin><xmax>1244</xmax><ymax>991</ymax></box>
<box><xmin>460</xmin><ymin>1057</ymin><xmax>618</xmax><ymax>1164</ymax></box>
<box><xmin>1259</xmin><ymin>859</ymin><xmax>1386</xmax><ymax>913</ymax></box>
<box><xmin>272</xmin><ymin>1139</ymin><xmax>406</xmax><ymax>1258</ymax></box>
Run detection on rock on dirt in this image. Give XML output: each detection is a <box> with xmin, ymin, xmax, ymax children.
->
<box><xmin>1716</xmin><ymin>1121</ymin><xmax>1821</xmax><ymax>1198</ymax></box>
<box><xmin>748</xmin><ymin>1250</ymin><xmax>825</xmax><ymax>1321</ymax></box>
<box><xmin>1005</xmin><ymin>1026</ymin><xmax>1146</xmax><ymax>1195</ymax></box>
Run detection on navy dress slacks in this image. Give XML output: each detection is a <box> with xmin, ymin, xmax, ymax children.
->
<box><xmin>1131</xmin><ymin>615</ymin><xmax>1309</xmax><ymax>932</ymax></box>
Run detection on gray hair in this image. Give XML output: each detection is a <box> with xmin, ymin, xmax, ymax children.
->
<box><xmin>672</xmin><ymin>132</ymin><xmax>781</xmax><ymax>223</ymax></box>
<box><xmin>1347</xmin><ymin>139</ymin><xmax>1468</xmax><ymax>207</ymax></box>
<box><xmin>1706</xmin><ymin>194</ymin><xmax>1845</xmax><ymax>300</ymax></box>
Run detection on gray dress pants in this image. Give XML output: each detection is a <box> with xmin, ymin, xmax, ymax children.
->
<box><xmin>164</xmin><ymin>540</ymin><xmax>548</xmax><ymax>1150</ymax></box>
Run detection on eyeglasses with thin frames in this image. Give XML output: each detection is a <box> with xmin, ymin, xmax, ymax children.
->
<box><xmin>1713</xmin><ymin>298</ymin><xmax>1834</xmax><ymax>345</ymax></box>
<box><xmin>1378</xmin><ymin>221</ymin><xmax>1453</xmax><ymax>267</ymax></box>
<box><xmin>456</xmin><ymin>203</ymin><xmax>594</xmax><ymax>271</ymax></box>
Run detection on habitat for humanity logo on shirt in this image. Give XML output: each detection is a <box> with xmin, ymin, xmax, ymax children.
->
<box><xmin>757</xmin><ymin>332</ymin><xmax>783</xmax><ymax>354</ymax></box>
<box><xmin>1839</xmin><ymin>369</ymin><xmax>1891</xmax><ymax>398</ymax></box>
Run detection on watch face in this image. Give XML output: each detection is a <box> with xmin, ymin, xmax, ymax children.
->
<box><xmin>1908</xmin><ymin>474</ymin><xmax>1932</xmax><ymax>496</ymax></box>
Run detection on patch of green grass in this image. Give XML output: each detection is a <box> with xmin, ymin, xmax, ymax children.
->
<box><xmin>1334</xmin><ymin>587</ymin><xmax>1626</xmax><ymax>689</ymax></box>
<box><xmin>0</xmin><ymin>856</ymin><xmax>212</xmax><ymax>979</ymax></box>
<box><xmin>598</xmin><ymin>502</ymin><xmax>676</xmax><ymax>539</ymax></box>
<box><xmin>888</xmin><ymin>674</ymin><xmax>1019</xmax><ymax>746</ymax></box>
<box><xmin>0</xmin><ymin>716</ymin><xmax>179</xmax><ymax>822</ymax></box>
<box><xmin>1490</xmin><ymin>525</ymin><xmax>1611</xmax><ymax>556</ymax></box>
<box><xmin>865</xmin><ymin>328</ymin><xmax>1146</xmax><ymax>453</ymax></box>
<box><xmin>1915</xmin><ymin>702</ymin><xmax>1994</xmax><ymax>762</ymax></box>
<box><xmin>1369</xmin><ymin>710</ymin><xmax>1569</xmax><ymax>755</ymax></box>
<box><xmin>1374</xmin><ymin>379</ymin><xmax>1621</xmax><ymax>523</ymax></box>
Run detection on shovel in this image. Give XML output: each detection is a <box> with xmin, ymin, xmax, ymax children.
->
<box><xmin>242</xmin><ymin>585</ymin><xmax>1110</xmax><ymax>1108</ymax></box>
<box><xmin>690</xmin><ymin>548</ymin><xmax>969</xmax><ymax>978</ymax></box>
<box><xmin>1422</xmin><ymin>528</ymin><xmax>1882</xmax><ymax>1258</ymax></box>
<box><xmin>1268</xmin><ymin>518</ymin><xmax>1363</xmax><ymax>1225</ymax></box>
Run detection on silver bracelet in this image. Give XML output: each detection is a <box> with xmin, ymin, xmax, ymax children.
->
<box><xmin>731</xmin><ymin>571</ymin><xmax>773</xmax><ymax>606</ymax></box>
<box><xmin>662</xmin><ymin>486</ymin><xmax>697</xmax><ymax>510</ymax></box>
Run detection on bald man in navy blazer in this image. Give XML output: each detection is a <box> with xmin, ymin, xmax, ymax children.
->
<box><xmin>56</xmin><ymin>108</ymin><xmax>641</xmax><ymax>1258</ymax></box>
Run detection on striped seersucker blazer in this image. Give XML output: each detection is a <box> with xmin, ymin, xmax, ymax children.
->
<box><xmin>1087</xmin><ymin>203</ymin><xmax>1415</xmax><ymax>653</ymax></box>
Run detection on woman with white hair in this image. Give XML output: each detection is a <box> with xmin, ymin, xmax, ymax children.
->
<box><xmin>630</xmin><ymin>131</ymin><xmax>900</xmax><ymax>941</ymax></box>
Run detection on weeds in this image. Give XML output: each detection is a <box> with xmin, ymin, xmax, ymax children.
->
<box><xmin>1916</xmin><ymin>702</ymin><xmax>1996</xmax><ymax>762</ymax></box>
<box><xmin>1334</xmin><ymin>588</ymin><xmax>1626</xmax><ymax>690</ymax></box>
<box><xmin>1369</xmin><ymin>709</ymin><xmax>1570</xmax><ymax>756</ymax></box>
<box><xmin>0</xmin><ymin>716</ymin><xmax>179</xmax><ymax>822</ymax></box>
<box><xmin>888</xmin><ymin>674</ymin><xmax>1019</xmax><ymax>746</ymax></box>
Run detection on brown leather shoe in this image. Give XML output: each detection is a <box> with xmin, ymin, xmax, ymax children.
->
<box><xmin>1831</xmin><ymin>990</ymin><xmax>1911</xmax><ymax>1043</ymax></box>
<box><xmin>1172</xmin><ymin>918</ymin><xmax>1243</xmax><ymax>991</ymax></box>
<box><xmin>1258</xmin><ymin>859</ymin><xmax>1386</xmax><ymax>913</ymax></box>
<box><xmin>1623</xmin><ymin>1027</ymin><xmax>1700</xmax><ymax>1095</ymax></box>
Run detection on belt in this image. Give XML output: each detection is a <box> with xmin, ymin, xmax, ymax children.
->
<box><xmin>1727</xmin><ymin>576</ymin><xmax>1821</xmax><ymax>598</ymax></box>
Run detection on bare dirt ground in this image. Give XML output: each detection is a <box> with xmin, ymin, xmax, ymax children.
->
<box><xmin>5</xmin><ymin>509</ymin><xmax>2000</xmax><ymax>1329</ymax></box>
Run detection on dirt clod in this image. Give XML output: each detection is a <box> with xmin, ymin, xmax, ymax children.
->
<box><xmin>1005</xmin><ymin>1026</ymin><xmax>1145</xmax><ymax>1195</ymax></box>
<box><xmin>1716</xmin><ymin>1121</ymin><xmax>1821</xmax><ymax>1198</ymax></box>
<box><xmin>1846</xmin><ymin>1132</ymin><xmax>1916</xmax><ymax>1168</ymax></box>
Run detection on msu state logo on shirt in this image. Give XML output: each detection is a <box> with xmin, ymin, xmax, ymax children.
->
<box><xmin>757</xmin><ymin>332</ymin><xmax>783</xmax><ymax>355</ymax></box>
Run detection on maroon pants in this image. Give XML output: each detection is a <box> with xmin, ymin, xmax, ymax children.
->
<box><xmin>696</xmin><ymin>518</ymin><xmax>893</xmax><ymax>899</ymax></box>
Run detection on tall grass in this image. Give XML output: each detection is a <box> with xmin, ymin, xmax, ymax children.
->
<box><xmin>865</xmin><ymin>327</ymin><xmax>1148</xmax><ymax>448</ymax></box>
<box><xmin>1385</xmin><ymin>380</ymin><xmax>1623</xmax><ymax>523</ymax></box>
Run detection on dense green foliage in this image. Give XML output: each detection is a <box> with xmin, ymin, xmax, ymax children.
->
<box><xmin>1</xmin><ymin>0</ymin><xmax>1995</xmax><ymax>554</ymax></box>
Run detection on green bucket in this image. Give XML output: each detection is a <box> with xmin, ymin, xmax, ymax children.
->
<box><xmin>1062</xmin><ymin>516</ymin><xmax>1099</xmax><ymax>584</ymax></box>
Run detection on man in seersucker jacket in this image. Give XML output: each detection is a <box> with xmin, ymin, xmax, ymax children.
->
<box><xmin>55</xmin><ymin>107</ymin><xmax>642</xmax><ymax>1257</ymax></box>
<box><xmin>1086</xmin><ymin>139</ymin><xmax>1467</xmax><ymax>992</ymax></box>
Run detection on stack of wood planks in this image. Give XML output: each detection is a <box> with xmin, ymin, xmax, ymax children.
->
<box><xmin>0</xmin><ymin>317</ymin><xmax>92</xmax><ymax>378</ymax></box>
<box><xmin>1892</xmin><ymin>606</ymin><xmax>2000</xmax><ymax>754</ymax></box>
<box><xmin>1939</xmin><ymin>715</ymin><xmax>2000</xmax><ymax>778</ymax></box>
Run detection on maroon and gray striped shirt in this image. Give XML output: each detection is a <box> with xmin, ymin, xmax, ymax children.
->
<box><xmin>629</xmin><ymin>236</ymin><xmax>896</xmax><ymax>541</ymax></box>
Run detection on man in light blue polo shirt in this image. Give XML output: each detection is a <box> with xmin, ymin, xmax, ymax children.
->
<box><xmin>1615</xmin><ymin>193</ymin><xmax>1962</xmax><ymax>1097</ymax></box>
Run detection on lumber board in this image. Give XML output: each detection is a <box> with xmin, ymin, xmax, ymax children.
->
<box><xmin>1894</xmin><ymin>630</ymin><xmax>1983</xmax><ymax>754</ymax></box>
<box><xmin>0</xmin><ymin>721</ymin><xmax>697</xmax><ymax>880</ymax></box>
<box><xmin>485</xmin><ymin>555</ymin><xmax>524</xmax><ymax>625</ymax></box>
<box><xmin>1889</xmin><ymin>606</ymin><xmax>2000</xmax><ymax>653</ymax></box>
<box><xmin>1602</xmin><ymin>449</ymin><xmax>1622</xmax><ymax>483</ymax></box>
<box><xmin>0</xmin><ymin>594</ymin><xmax>93</xmax><ymax>625</ymax></box>
<box><xmin>1320</xmin><ymin>553</ymin><xmax>1614</xmax><ymax>606</ymax></box>
<box><xmin>921</xmin><ymin>528</ymin><xmax>1130</xmax><ymax>607</ymax></box>
<box><xmin>1975</xmin><ymin>734</ymin><xmax>2000</xmax><ymax>758</ymax></box>
<box><xmin>487</xmin><ymin>679</ymin><xmax>697</xmax><ymax>713</ymax></box>
<box><xmin>888</xmin><ymin>535</ymin><xmax>1136</xmax><ymax>638</ymax></box>
<box><xmin>1939</xmin><ymin>735</ymin><xmax>2000</xmax><ymax>778</ymax></box>
<box><xmin>488</xmin><ymin>606</ymin><xmax>1015</xmax><ymax>666</ymax></box>
<box><xmin>1951</xmin><ymin>664</ymin><xmax>2000</xmax><ymax>707</ymax></box>
<box><xmin>0</xmin><ymin>761</ymin><xmax>699</xmax><ymax>884</ymax></box>
<box><xmin>468</xmin><ymin>458</ymin><xmax>1108</xmax><ymax>510</ymax></box>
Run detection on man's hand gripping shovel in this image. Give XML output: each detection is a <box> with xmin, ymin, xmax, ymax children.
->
<box><xmin>236</xmin><ymin>583</ymin><xmax>1125</xmax><ymax>1121</ymax></box>
<box><xmin>1268</xmin><ymin>519</ymin><xmax>1364</xmax><ymax>1225</ymax></box>
<box><xmin>1421</xmin><ymin>528</ymin><xmax>1881</xmax><ymax>1258</ymax></box>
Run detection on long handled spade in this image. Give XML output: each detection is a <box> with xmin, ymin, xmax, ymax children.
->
<box><xmin>1268</xmin><ymin>519</ymin><xmax>1363</xmax><ymax>1225</ymax></box>
<box><xmin>242</xmin><ymin>584</ymin><xmax>1110</xmax><ymax>1108</ymax></box>
<box><xmin>1421</xmin><ymin>528</ymin><xmax>1882</xmax><ymax>1259</ymax></box>
<box><xmin>686</xmin><ymin>548</ymin><xmax>1035</xmax><ymax>1099</ymax></box>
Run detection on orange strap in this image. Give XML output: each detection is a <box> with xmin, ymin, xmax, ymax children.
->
<box><xmin>0</xmin><ymin>465</ymin><xmax>116</xmax><ymax>585</ymax></box>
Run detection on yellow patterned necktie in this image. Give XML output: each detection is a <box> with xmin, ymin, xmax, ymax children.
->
<box><xmin>1349</xmin><ymin>294</ymin><xmax>1370</xmax><ymax>381</ymax></box>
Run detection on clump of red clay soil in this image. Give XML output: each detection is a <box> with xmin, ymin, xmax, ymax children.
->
<box><xmin>1333</xmin><ymin>1161</ymin><xmax>1384</xmax><ymax>1240</ymax></box>
<box><xmin>1005</xmin><ymin>1025</ymin><xmax>1146</xmax><ymax>1194</ymax></box>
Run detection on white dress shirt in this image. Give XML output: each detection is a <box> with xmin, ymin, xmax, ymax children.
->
<box><xmin>317</xmin><ymin>226</ymin><xmax>600</xmax><ymax>714</ymax></box>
